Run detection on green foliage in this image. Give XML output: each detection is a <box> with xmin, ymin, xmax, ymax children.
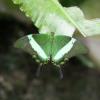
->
<box><xmin>12</xmin><ymin>0</ymin><xmax>100</xmax><ymax>37</ymax></box>
<box><xmin>59</xmin><ymin>0</ymin><xmax>85</xmax><ymax>6</ymax></box>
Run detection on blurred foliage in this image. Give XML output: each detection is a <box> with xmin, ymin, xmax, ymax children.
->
<box><xmin>59</xmin><ymin>0</ymin><xmax>86</xmax><ymax>6</ymax></box>
<box><xmin>0</xmin><ymin>0</ymin><xmax>100</xmax><ymax>100</ymax></box>
<box><xmin>81</xmin><ymin>0</ymin><xmax>100</xmax><ymax>18</ymax></box>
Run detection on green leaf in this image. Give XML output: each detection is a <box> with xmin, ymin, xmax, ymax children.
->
<box><xmin>12</xmin><ymin>0</ymin><xmax>100</xmax><ymax>37</ymax></box>
<box><xmin>65</xmin><ymin>7</ymin><xmax>100</xmax><ymax>36</ymax></box>
<box><xmin>13</xmin><ymin>0</ymin><xmax>100</xmax><ymax>37</ymax></box>
<box><xmin>12</xmin><ymin>0</ymin><xmax>75</xmax><ymax>37</ymax></box>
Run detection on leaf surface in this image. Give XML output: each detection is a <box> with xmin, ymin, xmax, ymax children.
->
<box><xmin>12</xmin><ymin>0</ymin><xmax>76</xmax><ymax>37</ymax></box>
<box><xmin>12</xmin><ymin>0</ymin><xmax>100</xmax><ymax>37</ymax></box>
<box><xmin>65</xmin><ymin>7</ymin><xmax>100</xmax><ymax>36</ymax></box>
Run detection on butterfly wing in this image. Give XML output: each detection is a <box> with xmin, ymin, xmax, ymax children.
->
<box><xmin>52</xmin><ymin>35</ymin><xmax>88</xmax><ymax>65</ymax></box>
<box><xmin>14</xmin><ymin>34</ymin><xmax>51</xmax><ymax>63</ymax></box>
<box><xmin>64</xmin><ymin>39</ymin><xmax>88</xmax><ymax>59</ymax></box>
<box><xmin>14</xmin><ymin>35</ymin><xmax>35</xmax><ymax>55</ymax></box>
<box><xmin>52</xmin><ymin>35</ymin><xmax>71</xmax><ymax>64</ymax></box>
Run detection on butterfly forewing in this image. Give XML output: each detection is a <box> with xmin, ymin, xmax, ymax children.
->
<box><xmin>32</xmin><ymin>34</ymin><xmax>51</xmax><ymax>58</ymax></box>
<box><xmin>52</xmin><ymin>35</ymin><xmax>71</xmax><ymax>63</ymax></box>
<box><xmin>14</xmin><ymin>34</ymin><xmax>52</xmax><ymax>63</ymax></box>
<box><xmin>52</xmin><ymin>35</ymin><xmax>88</xmax><ymax>65</ymax></box>
<box><xmin>14</xmin><ymin>34</ymin><xmax>88</xmax><ymax>66</ymax></box>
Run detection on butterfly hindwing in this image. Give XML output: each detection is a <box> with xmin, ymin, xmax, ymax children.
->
<box><xmin>14</xmin><ymin>35</ymin><xmax>36</xmax><ymax>55</ymax></box>
<box><xmin>64</xmin><ymin>39</ymin><xmax>88</xmax><ymax>59</ymax></box>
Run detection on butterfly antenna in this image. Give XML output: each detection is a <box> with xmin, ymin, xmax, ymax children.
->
<box><xmin>36</xmin><ymin>64</ymin><xmax>42</xmax><ymax>77</ymax></box>
<box><xmin>58</xmin><ymin>67</ymin><xmax>63</xmax><ymax>79</ymax></box>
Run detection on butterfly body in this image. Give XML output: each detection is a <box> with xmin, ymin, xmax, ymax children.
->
<box><xmin>15</xmin><ymin>33</ymin><xmax>87</xmax><ymax>66</ymax></box>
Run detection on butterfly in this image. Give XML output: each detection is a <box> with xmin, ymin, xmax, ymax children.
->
<box><xmin>14</xmin><ymin>33</ymin><xmax>87</xmax><ymax>67</ymax></box>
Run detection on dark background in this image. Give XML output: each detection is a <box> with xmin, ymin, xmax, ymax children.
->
<box><xmin>0</xmin><ymin>0</ymin><xmax>100</xmax><ymax>100</ymax></box>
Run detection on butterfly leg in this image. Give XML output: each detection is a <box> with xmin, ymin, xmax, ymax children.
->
<box><xmin>58</xmin><ymin>67</ymin><xmax>63</xmax><ymax>79</ymax></box>
<box><xmin>36</xmin><ymin>63</ymin><xmax>43</xmax><ymax>77</ymax></box>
